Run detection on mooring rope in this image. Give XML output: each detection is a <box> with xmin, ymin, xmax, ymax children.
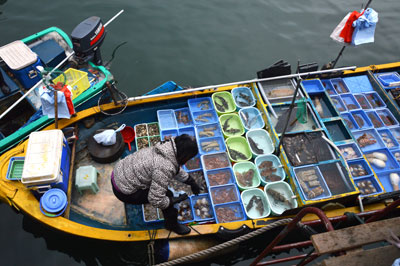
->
<box><xmin>155</xmin><ymin>218</ymin><xmax>292</xmax><ymax>266</ymax></box>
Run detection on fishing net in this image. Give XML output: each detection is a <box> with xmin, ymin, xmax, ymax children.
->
<box><xmin>296</xmin><ymin>97</ymin><xmax>308</xmax><ymax>124</ymax></box>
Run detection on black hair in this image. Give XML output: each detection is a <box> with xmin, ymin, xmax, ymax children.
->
<box><xmin>174</xmin><ymin>134</ymin><xmax>198</xmax><ymax>165</ymax></box>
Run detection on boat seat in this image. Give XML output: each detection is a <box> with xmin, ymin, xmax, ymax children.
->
<box><xmin>75</xmin><ymin>165</ymin><xmax>99</xmax><ymax>195</ymax></box>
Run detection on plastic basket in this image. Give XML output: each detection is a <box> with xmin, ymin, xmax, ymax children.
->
<box><xmin>53</xmin><ymin>68</ymin><xmax>89</xmax><ymax>100</ymax></box>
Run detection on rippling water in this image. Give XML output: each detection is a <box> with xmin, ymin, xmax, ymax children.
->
<box><xmin>1</xmin><ymin>0</ymin><xmax>400</xmax><ymax>265</ymax></box>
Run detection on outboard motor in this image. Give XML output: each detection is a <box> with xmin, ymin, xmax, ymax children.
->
<box><xmin>71</xmin><ymin>16</ymin><xmax>106</xmax><ymax>66</ymax></box>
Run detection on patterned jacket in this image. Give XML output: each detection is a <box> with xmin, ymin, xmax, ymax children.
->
<box><xmin>113</xmin><ymin>138</ymin><xmax>189</xmax><ymax>209</ymax></box>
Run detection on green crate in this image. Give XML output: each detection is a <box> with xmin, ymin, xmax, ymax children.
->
<box><xmin>6</xmin><ymin>157</ymin><xmax>25</xmax><ymax>180</ymax></box>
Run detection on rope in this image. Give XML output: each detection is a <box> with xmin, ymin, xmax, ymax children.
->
<box><xmin>147</xmin><ymin>229</ymin><xmax>158</xmax><ymax>265</ymax></box>
<box><xmin>97</xmin><ymin>89</ymin><xmax>128</xmax><ymax>116</ymax></box>
<box><xmin>155</xmin><ymin>218</ymin><xmax>292</xmax><ymax>266</ymax></box>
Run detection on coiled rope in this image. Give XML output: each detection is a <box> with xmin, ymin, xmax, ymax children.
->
<box><xmin>155</xmin><ymin>218</ymin><xmax>292</xmax><ymax>266</ymax></box>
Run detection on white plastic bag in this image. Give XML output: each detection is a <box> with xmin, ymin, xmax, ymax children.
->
<box><xmin>330</xmin><ymin>12</ymin><xmax>351</xmax><ymax>44</ymax></box>
<box><xmin>93</xmin><ymin>124</ymin><xmax>125</xmax><ymax>146</ymax></box>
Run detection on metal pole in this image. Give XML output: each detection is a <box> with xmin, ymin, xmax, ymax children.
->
<box><xmin>54</xmin><ymin>88</ymin><xmax>58</xmax><ymax>129</ymax></box>
<box><xmin>104</xmin><ymin>10</ymin><xmax>124</xmax><ymax>28</ymax></box>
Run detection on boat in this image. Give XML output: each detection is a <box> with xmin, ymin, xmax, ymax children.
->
<box><xmin>1</xmin><ymin>61</ymin><xmax>400</xmax><ymax>247</ymax></box>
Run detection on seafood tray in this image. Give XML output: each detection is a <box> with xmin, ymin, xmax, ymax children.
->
<box><xmin>213</xmin><ymin>202</ymin><xmax>246</xmax><ymax>224</ymax></box>
<box><xmin>391</xmin><ymin>149</ymin><xmax>400</xmax><ymax>165</ymax></box>
<box><xmin>337</xmin><ymin>142</ymin><xmax>363</xmax><ymax>161</ymax></box>
<box><xmin>255</xmin><ymin>154</ymin><xmax>285</xmax><ymax>185</ymax></box>
<box><xmin>364</xmin><ymin>92</ymin><xmax>386</xmax><ymax>109</ymax></box>
<box><xmin>210</xmin><ymin>184</ymin><xmax>240</xmax><ymax>205</ymax></box>
<box><xmin>205</xmin><ymin>167</ymin><xmax>235</xmax><ymax>187</ymax></box>
<box><xmin>341</xmin><ymin>112</ymin><xmax>359</xmax><ymax>131</ymax></box>
<box><xmin>343</xmin><ymin>75</ymin><xmax>374</xmax><ymax>93</ymax></box>
<box><xmin>376</xmin><ymin>108</ymin><xmax>398</xmax><ymax>127</ymax></box>
<box><xmin>134</xmin><ymin>123</ymin><xmax>148</xmax><ymax>137</ymax></box>
<box><xmin>157</xmin><ymin>109</ymin><xmax>178</xmax><ymax>130</ymax></box>
<box><xmin>191</xmin><ymin>194</ymin><xmax>215</xmax><ymax>222</ymax></box>
<box><xmin>389</xmin><ymin>127</ymin><xmax>400</xmax><ymax>144</ymax></box>
<box><xmin>350</xmin><ymin>110</ymin><xmax>373</xmax><ymax>130</ymax></box>
<box><xmin>160</xmin><ymin>129</ymin><xmax>178</xmax><ymax>141</ymax></box>
<box><xmin>366</xmin><ymin>110</ymin><xmax>385</xmax><ymax>129</ymax></box>
<box><xmin>354</xmin><ymin>94</ymin><xmax>372</xmax><ymax>110</ymax></box>
<box><xmin>241</xmin><ymin>188</ymin><xmax>270</xmax><ymax>219</ymax></box>
<box><xmin>347</xmin><ymin>159</ymin><xmax>373</xmax><ymax>179</ymax></box>
<box><xmin>375</xmin><ymin>72</ymin><xmax>400</xmax><ymax>89</ymax></box>
<box><xmin>195</xmin><ymin>123</ymin><xmax>223</xmax><ymax>140</ymax></box>
<box><xmin>175</xmin><ymin>198</ymin><xmax>194</xmax><ymax>224</ymax></box>
<box><xmin>301</xmin><ymin>79</ymin><xmax>325</xmax><ymax>94</ymax></box>
<box><xmin>330</xmin><ymin>78</ymin><xmax>350</xmax><ymax>94</ymax></box>
<box><xmin>293</xmin><ymin>166</ymin><xmax>331</xmax><ymax>201</ymax></box>
<box><xmin>6</xmin><ymin>157</ymin><xmax>24</xmax><ymax>180</ymax></box>
<box><xmin>184</xmin><ymin>154</ymin><xmax>202</xmax><ymax>171</ymax></box>
<box><xmin>321</xmin><ymin>79</ymin><xmax>337</xmax><ymax>95</ymax></box>
<box><xmin>310</xmin><ymin>93</ymin><xmax>339</xmax><ymax>119</ymax></box>
<box><xmin>174</xmin><ymin>108</ymin><xmax>194</xmax><ymax>128</ymax></box>
<box><xmin>323</xmin><ymin>119</ymin><xmax>352</xmax><ymax>142</ymax></box>
<box><xmin>233</xmin><ymin>161</ymin><xmax>261</xmax><ymax>190</ymax></box>
<box><xmin>378</xmin><ymin>128</ymin><xmax>400</xmax><ymax>150</ymax></box>
<box><xmin>201</xmin><ymin>152</ymin><xmax>231</xmax><ymax>171</ymax></box>
<box><xmin>374</xmin><ymin>170</ymin><xmax>400</xmax><ymax>192</ymax></box>
<box><xmin>149</xmin><ymin>135</ymin><xmax>161</xmax><ymax>146</ymax></box>
<box><xmin>364</xmin><ymin>148</ymin><xmax>400</xmax><ymax>173</ymax></box>
<box><xmin>192</xmin><ymin>110</ymin><xmax>219</xmax><ymax>125</ymax></box>
<box><xmin>246</xmin><ymin>129</ymin><xmax>274</xmax><ymax>157</ymax></box>
<box><xmin>340</xmin><ymin>93</ymin><xmax>361</xmax><ymax>111</ymax></box>
<box><xmin>257</xmin><ymin>78</ymin><xmax>299</xmax><ymax>104</ymax></box>
<box><xmin>330</xmin><ymin>95</ymin><xmax>347</xmax><ymax>112</ymax></box>
<box><xmin>188</xmin><ymin>97</ymin><xmax>213</xmax><ymax>112</ymax></box>
<box><xmin>238</xmin><ymin>107</ymin><xmax>265</xmax><ymax>131</ymax></box>
<box><xmin>211</xmin><ymin>91</ymin><xmax>236</xmax><ymax>115</ymax></box>
<box><xmin>264</xmin><ymin>181</ymin><xmax>297</xmax><ymax>215</ymax></box>
<box><xmin>219</xmin><ymin>113</ymin><xmax>245</xmax><ymax>138</ymax></box>
<box><xmin>178</xmin><ymin>126</ymin><xmax>195</xmax><ymax>138</ymax></box>
<box><xmin>231</xmin><ymin>87</ymin><xmax>256</xmax><ymax>108</ymax></box>
<box><xmin>142</xmin><ymin>203</ymin><xmax>162</xmax><ymax>223</ymax></box>
<box><xmin>135</xmin><ymin>136</ymin><xmax>150</xmax><ymax>150</ymax></box>
<box><xmin>353</xmin><ymin>128</ymin><xmax>385</xmax><ymax>152</ymax></box>
<box><xmin>226</xmin><ymin>136</ymin><xmax>252</xmax><ymax>162</ymax></box>
<box><xmin>318</xmin><ymin>162</ymin><xmax>357</xmax><ymax>195</ymax></box>
<box><xmin>187</xmin><ymin>169</ymin><xmax>208</xmax><ymax>195</ymax></box>
<box><xmin>355</xmin><ymin>175</ymin><xmax>384</xmax><ymax>197</ymax></box>
<box><xmin>198</xmin><ymin>136</ymin><xmax>226</xmax><ymax>155</ymax></box>
<box><xmin>147</xmin><ymin>122</ymin><xmax>160</xmax><ymax>136</ymax></box>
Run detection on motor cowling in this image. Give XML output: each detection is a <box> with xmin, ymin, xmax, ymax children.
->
<box><xmin>71</xmin><ymin>16</ymin><xmax>106</xmax><ymax>65</ymax></box>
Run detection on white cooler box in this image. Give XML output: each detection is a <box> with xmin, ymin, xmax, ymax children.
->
<box><xmin>21</xmin><ymin>130</ymin><xmax>70</xmax><ymax>194</ymax></box>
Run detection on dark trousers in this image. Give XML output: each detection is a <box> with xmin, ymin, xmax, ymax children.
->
<box><xmin>110</xmin><ymin>174</ymin><xmax>178</xmax><ymax>226</ymax></box>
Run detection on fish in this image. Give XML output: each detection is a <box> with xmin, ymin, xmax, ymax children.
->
<box><xmin>215</xmin><ymin>95</ymin><xmax>229</xmax><ymax>110</ymax></box>
<box><xmin>307</xmin><ymin>180</ymin><xmax>321</xmax><ymax>187</ymax></box>
<box><xmin>259</xmin><ymin>160</ymin><xmax>273</xmax><ymax>169</ymax></box>
<box><xmin>201</xmin><ymin>141</ymin><xmax>220</xmax><ymax>152</ymax></box>
<box><xmin>197</xmin><ymin>100</ymin><xmax>210</xmax><ymax>110</ymax></box>
<box><xmin>225</xmin><ymin>128</ymin><xmax>240</xmax><ymax>134</ymax></box>
<box><xmin>245</xmin><ymin>195</ymin><xmax>264</xmax><ymax>215</ymax></box>
<box><xmin>236</xmin><ymin>169</ymin><xmax>254</xmax><ymax>187</ymax></box>
<box><xmin>307</xmin><ymin>186</ymin><xmax>324</xmax><ymax>199</ymax></box>
<box><xmin>314</xmin><ymin>97</ymin><xmax>323</xmax><ymax>116</ymax></box>
<box><xmin>267</xmin><ymin>87</ymin><xmax>293</xmax><ymax>98</ymax></box>
<box><xmin>222</xmin><ymin>117</ymin><xmax>232</xmax><ymax>132</ymax></box>
<box><xmin>228</xmin><ymin>147</ymin><xmax>248</xmax><ymax>160</ymax></box>
<box><xmin>238</xmin><ymin>92</ymin><xmax>253</xmax><ymax>106</ymax></box>
<box><xmin>214</xmin><ymin>101</ymin><xmax>226</xmax><ymax>112</ymax></box>
<box><xmin>267</xmin><ymin>188</ymin><xmax>293</xmax><ymax>208</ymax></box>
<box><xmin>248</xmin><ymin>137</ymin><xmax>264</xmax><ymax>154</ymax></box>
<box><xmin>357</xmin><ymin>133</ymin><xmax>377</xmax><ymax>148</ymax></box>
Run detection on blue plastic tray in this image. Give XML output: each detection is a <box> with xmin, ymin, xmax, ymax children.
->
<box><xmin>340</xmin><ymin>93</ymin><xmax>361</xmax><ymax>111</ymax></box>
<box><xmin>330</xmin><ymin>78</ymin><xmax>350</xmax><ymax>94</ymax></box>
<box><xmin>212</xmin><ymin>201</ymin><xmax>246</xmax><ymax>224</ymax></box>
<box><xmin>183</xmin><ymin>154</ymin><xmax>202</xmax><ymax>171</ymax></box>
<box><xmin>157</xmin><ymin>109</ymin><xmax>178</xmax><ymax>130</ymax></box>
<box><xmin>160</xmin><ymin>129</ymin><xmax>178</xmax><ymax>141</ymax></box>
<box><xmin>354</xmin><ymin>94</ymin><xmax>372</xmax><ymax>110</ymax></box>
<box><xmin>293</xmin><ymin>165</ymin><xmax>331</xmax><ymax>201</ymax></box>
<box><xmin>375</xmin><ymin>72</ymin><xmax>400</xmax><ymax>88</ymax></box>
<box><xmin>354</xmin><ymin>175</ymin><xmax>384</xmax><ymax>197</ymax></box>
<box><xmin>375</xmin><ymin>170</ymin><xmax>400</xmax><ymax>192</ymax></box>
<box><xmin>391</xmin><ymin>149</ymin><xmax>400</xmax><ymax>165</ymax></box>
<box><xmin>348</xmin><ymin>159</ymin><xmax>373</xmax><ymax>179</ymax></box>
<box><xmin>174</xmin><ymin>107</ymin><xmax>194</xmax><ymax>128</ymax></box>
<box><xmin>376</xmin><ymin>108</ymin><xmax>399</xmax><ymax>127</ymax></box>
<box><xmin>321</xmin><ymin>79</ymin><xmax>337</xmax><ymax>95</ymax></box>
<box><xmin>364</xmin><ymin>147</ymin><xmax>400</xmax><ymax>173</ymax></box>
<box><xmin>389</xmin><ymin>127</ymin><xmax>400</xmax><ymax>144</ymax></box>
<box><xmin>205</xmin><ymin>167</ymin><xmax>235</xmax><ymax>187</ymax></box>
<box><xmin>188</xmin><ymin>97</ymin><xmax>213</xmax><ymax>112</ymax></box>
<box><xmin>238</xmin><ymin>107</ymin><xmax>265</xmax><ymax>131</ymax></box>
<box><xmin>231</xmin><ymin>87</ymin><xmax>256</xmax><ymax>108</ymax></box>
<box><xmin>210</xmin><ymin>184</ymin><xmax>240</xmax><ymax>205</ymax></box>
<box><xmin>353</xmin><ymin>128</ymin><xmax>385</xmax><ymax>152</ymax></box>
<box><xmin>174</xmin><ymin>198</ymin><xmax>194</xmax><ymax>224</ymax></box>
<box><xmin>330</xmin><ymin>95</ymin><xmax>347</xmax><ymax>112</ymax></box>
<box><xmin>301</xmin><ymin>79</ymin><xmax>325</xmax><ymax>93</ymax></box>
<box><xmin>178</xmin><ymin>126</ymin><xmax>195</xmax><ymax>138</ymax></box>
<box><xmin>255</xmin><ymin>154</ymin><xmax>286</xmax><ymax>185</ymax></box>
<box><xmin>192</xmin><ymin>110</ymin><xmax>218</xmax><ymax>125</ymax></box>
<box><xmin>195</xmin><ymin>123</ymin><xmax>223</xmax><ymax>140</ymax></box>
<box><xmin>364</xmin><ymin>92</ymin><xmax>386</xmax><ymax>109</ymax></box>
<box><xmin>341</xmin><ymin>112</ymin><xmax>359</xmax><ymax>131</ymax></box>
<box><xmin>142</xmin><ymin>204</ymin><xmax>162</xmax><ymax>223</ymax></box>
<box><xmin>350</xmin><ymin>110</ymin><xmax>373</xmax><ymax>130</ymax></box>
<box><xmin>201</xmin><ymin>152</ymin><xmax>231</xmax><ymax>171</ymax></box>
<box><xmin>343</xmin><ymin>75</ymin><xmax>374</xmax><ymax>93</ymax></box>
<box><xmin>198</xmin><ymin>136</ymin><xmax>226</xmax><ymax>155</ymax></box>
<box><xmin>338</xmin><ymin>143</ymin><xmax>363</xmax><ymax>161</ymax></box>
<box><xmin>365</xmin><ymin>110</ymin><xmax>385</xmax><ymax>129</ymax></box>
<box><xmin>377</xmin><ymin>128</ymin><xmax>400</xmax><ymax>150</ymax></box>
<box><xmin>190</xmin><ymin>194</ymin><xmax>215</xmax><ymax>222</ymax></box>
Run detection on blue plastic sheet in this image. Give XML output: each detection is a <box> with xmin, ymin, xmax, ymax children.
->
<box><xmin>39</xmin><ymin>86</ymin><xmax>71</xmax><ymax>119</ymax></box>
<box><xmin>352</xmin><ymin>8</ymin><xmax>379</xmax><ymax>46</ymax></box>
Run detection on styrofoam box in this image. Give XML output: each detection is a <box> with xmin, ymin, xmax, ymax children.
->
<box><xmin>21</xmin><ymin>130</ymin><xmax>65</xmax><ymax>187</ymax></box>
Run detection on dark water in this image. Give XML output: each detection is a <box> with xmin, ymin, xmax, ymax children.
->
<box><xmin>1</xmin><ymin>0</ymin><xmax>400</xmax><ymax>265</ymax></box>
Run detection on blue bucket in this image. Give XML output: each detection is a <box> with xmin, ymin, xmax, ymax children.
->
<box><xmin>39</xmin><ymin>188</ymin><xmax>68</xmax><ymax>217</ymax></box>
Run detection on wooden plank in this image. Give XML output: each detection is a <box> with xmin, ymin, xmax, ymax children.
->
<box><xmin>312</xmin><ymin>217</ymin><xmax>400</xmax><ymax>255</ymax></box>
<box><xmin>321</xmin><ymin>245</ymin><xmax>400</xmax><ymax>266</ymax></box>
<box><xmin>64</xmin><ymin>125</ymin><xmax>78</xmax><ymax>219</ymax></box>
